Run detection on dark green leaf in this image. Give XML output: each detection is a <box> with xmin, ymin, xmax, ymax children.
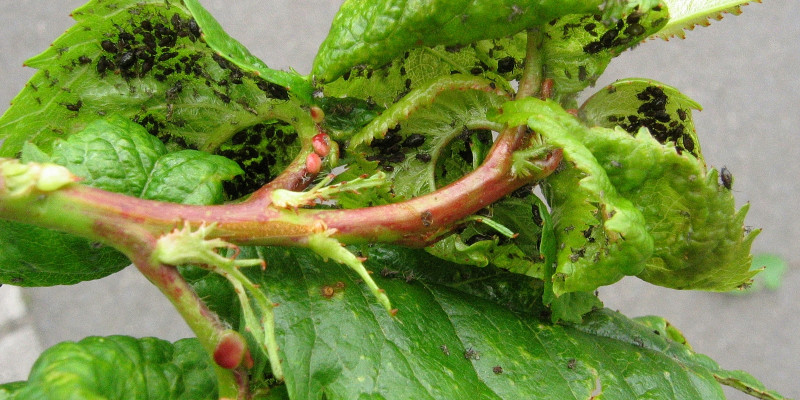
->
<box><xmin>24</xmin><ymin>115</ymin><xmax>167</xmax><ymax>197</ymax></box>
<box><xmin>1</xmin><ymin>116</ymin><xmax>241</xmax><ymax>286</ymax></box>
<box><xmin>6</xmin><ymin>337</ymin><xmax>217</xmax><ymax>400</ymax></box>
<box><xmin>239</xmin><ymin>245</ymin><xmax>781</xmax><ymax>399</ymax></box>
<box><xmin>313</xmin><ymin>0</ymin><xmax>655</xmax><ymax>82</ymax></box>
<box><xmin>0</xmin><ymin>0</ymin><xmax>304</xmax><ymax>156</ymax></box>
<box><xmin>179</xmin><ymin>265</ymin><xmax>241</xmax><ymax>328</ymax></box>
<box><xmin>141</xmin><ymin>150</ymin><xmax>242</xmax><ymax>205</ymax></box>
<box><xmin>0</xmin><ymin>220</ymin><xmax>129</xmax><ymax>286</ymax></box>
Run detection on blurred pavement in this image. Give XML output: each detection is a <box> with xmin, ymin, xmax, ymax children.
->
<box><xmin>0</xmin><ymin>1</ymin><xmax>797</xmax><ymax>398</ymax></box>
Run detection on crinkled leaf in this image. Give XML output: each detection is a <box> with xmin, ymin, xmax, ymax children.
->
<box><xmin>495</xmin><ymin>98</ymin><xmax>654</xmax><ymax>294</ymax></box>
<box><xmin>313</xmin><ymin>0</ymin><xmax>656</xmax><ymax>82</ymax></box>
<box><xmin>1</xmin><ymin>117</ymin><xmax>241</xmax><ymax>286</ymax></box>
<box><xmin>541</xmin><ymin>6</ymin><xmax>669</xmax><ymax>105</ymax></box>
<box><xmin>578</xmin><ymin>126</ymin><xmax>758</xmax><ymax>290</ymax></box>
<box><xmin>142</xmin><ymin>150</ymin><xmax>242</xmax><ymax>205</ymax></box>
<box><xmin>335</xmin><ymin>76</ymin><xmax>507</xmax><ymax>205</ymax></box>
<box><xmin>5</xmin><ymin>336</ymin><xmax>217</xmax><ymax>400</ymax></box>
<box><xmin>23</xmin><ymin>115</ymin><xmax>167</xmax><ymax>196</ymax></box>
<box><xmin>322</xmin><ymin>36</ymin><xmax>523</xmax><ymax>112</ymax></box>
<box><xmin>318</xmin><ymin>97</ymin><xmax>384</xmax><ymax>137</ymax></box>
<box><xmin>182</xmin><ymin>0</ymin><xmax>312</xmax><ymax>101</ymax></box>
<box><xmin>534</xmin><ymin>192</ymin><xmax>604</xmax><ymax>324</ymax></box>
<box><xmin>577</xmin><ymin>81</ymin><xmax>757</xmax><ymax>290</ymax></box>
<box><xmin>579</xmin><ymin>78</ymin><xmax>703</xmax><ymax>160</ymax></box>
<box><xmin>237</xmin><ymin>245</ymin><xmax>781</xmax><ymax>399</ymax></box>
<box><xmin>0</xmin><ymin>0</ymin><xmax>303</xmax><ymax>156</ymax></box>
<box><xmin>425</xmin><ymin>194</ymin><xmax>545</xmax><ymax>279</ymax></box>
<box><xmin>654</xmin><ymin>0</ymin><xmax>752</xmax><ymax>40</ymax></box>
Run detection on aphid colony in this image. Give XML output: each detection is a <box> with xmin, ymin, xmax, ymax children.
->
<box><xmin>366</xmin><ymin>127</ymin><xmax>428</xmax><ymax>171</ymax></box>
<box><xmin>580</xmin><ymin>10</ymin><xmax>650</xmax><ymax>55</ymax></box>
<box><xmin>218</xmin><ymin>123</ymin><xmax>300</xmax><ymax>200</ymax></box>
<box><xmin>607</xmin><ymin>85</ymin><xmax>697</xmax><ymax>157</ymax></box>
<box><xmin>95</xmin><ymin>13</ymin><xmax>202</xmax><ymax>81</ymax></box>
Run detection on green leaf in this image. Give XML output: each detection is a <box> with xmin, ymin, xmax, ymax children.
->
<box><xmin>141</xmin><ymin>150</ymin><xmax>242</xmax><ymax>205</ymax></box>
<box><xmin>577</xmin><ymin>85</ymin><xmax>757</xmax><ymax>290</ymax></box>
<box><xmin>24</xmin><ymin>115</ymin><xmax>167</xmax><ymax>197</ymax></box>
<box><xmin>335</xmin><ymin>75</ymin><xmax>507</xmax><ymax>205</ymax></box>
<box><xmin>502</xmin><ymin>95</ymin><xmax>755</xmax><ymax>291</ymax></box>
<box><xmin>541</xmin><ymin>7</ymin><xmax>670</xmax><ymax>105</ymax></box>
<box><xmin>321</xmin><ymin>35</ymin><xmax>524</xmax><ymax>112</ymax></box>
<box><xmin>182</xmin><ymin>0</ymin><xmax>313</xmax><ymax>101</ymax></box>
<box><xmin>239</xmin><ymin>245</ymin><xmax>782</xmax><ymax>399</ymax></box>
<box><xmin>6</xmin><ymin>337</ymin><xmax>217</xmax><ymax>400</ymax></box>
<box><xmin>730</xmin><ymin>253</ymin><xmax>787</xmax><ymax>295</ymax></box>
<box><xmin>0</xmin><ymin>0</ymin><xmax>304</xmax><ymax>156</ymax></box>
<box><xmin>0</xmin><ymin>220</ymin><xmax>129</xmax><ymax>286</ymax></box>
<box><xmin>27</xmin><ymin>115</ymin><xmax>242</xmax><ymax>204</ymax></box>
<box><xmin>495</xmin><ymin>98</ymin><xmax>654</xmax><ymax>294</ymax></box>
<box><xmin>654</xmin><ymin>0</ymin><xmax>752</xmax><ymax>40</ymax></box>
<box><xmin>424</xmin><ymin>194</ymin><xmax>546</xmax><ymax>280</ymax></box>
<box><xmin>313</xmin><ymin>0</ymin><xmax>656</xmax><ymax>82</ymax></box>
<box><xmin>1</xmin><ymin>116</ymin><xmax>241</xmax><ymax>286</ymax></box>
<box><xmin>579</xmin><ymin>78</ymin><xmax>703</xmax><ymax>160</ymax></box>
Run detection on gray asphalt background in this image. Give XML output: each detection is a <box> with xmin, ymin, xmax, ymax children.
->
<box><xmin>0</xmin><ymin>1</ymin><xmax>798</xmax><ymax>399</ymax></box>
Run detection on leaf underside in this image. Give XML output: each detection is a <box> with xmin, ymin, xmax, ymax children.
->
<box><xmin>0</xmin><ymin>0</ymin><xmax>300</xmax><ymax>158</ymax></box>
<box><xmin>654</xmin><ymin>0</ymin><xmax>754</xmax><ymax>40</ymax></box>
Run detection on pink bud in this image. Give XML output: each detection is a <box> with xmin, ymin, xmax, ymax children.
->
<box><xmin>305</xmin><ymin>152</ymin><xmax>322</xmax><ymax>174</ymax></box>
<box><xmin>312</xmin><ymin>133</ymin><xmax>331</xmax><ymax>157</ymax></box>
<box><xmin>310</xmin><ymin>106</ymin><xmax>325</xmax><ymax>123</ymax></box>
<box><xmin>213</xmin><ymin>331</ymin><xmax>248</xmax><ymax>369</ymax></box>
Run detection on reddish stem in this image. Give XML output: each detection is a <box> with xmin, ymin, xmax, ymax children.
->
<box><xmin>312</xmin><ymin>130</ymin><xmax>562</xmax><ymax>246</ymax></box>
<box><xmin>0</xmin><ymin>128</ymin><xmax>561</xmax><ymax>251</ymax></box>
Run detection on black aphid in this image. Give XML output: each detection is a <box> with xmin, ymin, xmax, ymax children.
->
<box><xmin>117</xmin><ymin>52</ymin><xmax>136</xmax><ymax>70</ymax></box>
<box><xmin>96</xmin><ymin>57</ymin><xmax>112</xmax><ymax>74</ymax></box>
<box><xmin>188</xmin><ymin>19</ymin><xmax>201</xmax><ymax>37</ymax></box>
<box><xmin>720</xmin><ymin>167</ymin><xmax>733</xmax><ymax>190</ymax></box>
<box><xmin>402</xmin><ymin>133</ymin><xmax>425</xmax><ymax>148</ymax></box>
<box><xmin>496</xmin><ymin>56</ymin><xmax>516</xmax><ymax>73</ymax></box>
<box><xmin>65</xmin><ymin>100</ymin><xmax>82</xmax><ymax>112</ymax></box>
<box><xmin>166</xmin><ymin>81</ymin><xmax>183</xmax><ymax>99</ymax></box>
<box><xmin>101</xmin><ymin>40</ymin><xmax>117</xmax><ymax>53</ymax></box>
<box><xmin>415</xmin><ymin>152</ymin><xmax>431</xmax><ymax>162</ymax></box>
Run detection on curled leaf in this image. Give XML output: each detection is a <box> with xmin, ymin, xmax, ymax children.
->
<box><xmin>494</xmin><ymin>98</ymin><xmax>654</xmax><ymax>294</ymax></box>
